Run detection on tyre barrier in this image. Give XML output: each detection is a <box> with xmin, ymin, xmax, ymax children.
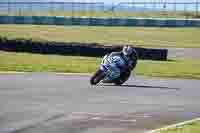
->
<box><xmin>0</xmin><ymin>38</ymin><xmax>168</xmax><ymax>60</ymax></box>
<box><xmin>0</xmin><ymin>16</ymin><xmax>200</xmax><ymax>27</ymax></box>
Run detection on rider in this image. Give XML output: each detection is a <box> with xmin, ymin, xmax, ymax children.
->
<box><xmin>102</xmin><ymin>45</ymin><xmax>138</xmax><ymax>82</ymax></box>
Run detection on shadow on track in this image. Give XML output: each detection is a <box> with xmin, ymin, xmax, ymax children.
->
<box><xmin>100</xmin><ymin>84</ymin><xmax>180</xmax><ymax>90</ymax></box>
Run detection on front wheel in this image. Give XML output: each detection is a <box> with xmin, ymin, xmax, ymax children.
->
<box><xmin>90</xmin><ymin>69</ymin><xmax>105</xmax><ymax>85</ymax></box>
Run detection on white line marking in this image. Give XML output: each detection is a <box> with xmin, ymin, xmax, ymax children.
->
<box><xmin>146</xmin><ymin>118</ymin><xmax>200</xmax><ymax>133</ymax></box>
<box><xmin>71</xmin><ymin>112</ymin><xmax>108</xmax><ymax>116</ymax></box>
<box><xmin>70</xmin><ymin>112</ymin><xmax>137</xmax><ymax>123</ymax></box>
<box><xmin>143</xmin><ymin>114</ymin><xmax>152</xmax><ymax>118</ymax></box>
<box><xmin>91</xmin><ymin>117</ymin><xmax>136</xmax><ymax>123</ymax></box>
<box><xmin>0</xmin><ymin>71</ymin><xmax>91</xmax><ymax>76</ymax></box>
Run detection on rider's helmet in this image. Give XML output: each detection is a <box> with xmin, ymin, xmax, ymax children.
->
<box><xmin>122</xmin><ymin>45</ymin><xmax>135</xmax><ymax>58</ymax></box>
<box><xmin>122</xmin><ymin>45</ymin><xmax>138</xmax><ymax>69</ymax></box>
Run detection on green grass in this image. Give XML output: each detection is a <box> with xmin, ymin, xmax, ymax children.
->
<box><xmin>0</xmin><ymin>24</ymin><xmax>200</xmax><ymax>48</ymax></box>
<box><xmin>1</xmin><ymin>11</ymin><xmax>200</xmax><ymax>19</ymax></box>
<box><xmin>157</xmin><ymin>121</ymin><xmax>200</xmax><ymax>133</ymax></box>
<box><xmin>1</xmin><ymin>51</ymin><xmax>200</xmax><ymax>79</ymax></box>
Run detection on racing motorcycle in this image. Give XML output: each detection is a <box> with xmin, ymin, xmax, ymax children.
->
<box><xmin>90</xmin><ymin>53</ymin><xmax>135</xmax><ymax>86</ymax></box>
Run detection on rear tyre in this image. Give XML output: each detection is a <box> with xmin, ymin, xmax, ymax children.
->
<box><xmin>113</xmin><ymin>70</ymin><xmax>131</xmax><ymax>86</ymax></box>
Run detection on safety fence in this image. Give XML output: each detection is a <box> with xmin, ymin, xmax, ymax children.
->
<box><xmin>0</xmin><ymin>2</ymin><xmax>199</xmax><ymax>19</ymax></box>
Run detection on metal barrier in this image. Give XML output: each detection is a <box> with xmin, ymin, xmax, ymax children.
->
<box><xmin>0</xmin><ymin>16</ymin><xmax>200</xmax><ymax>27</ymax></box>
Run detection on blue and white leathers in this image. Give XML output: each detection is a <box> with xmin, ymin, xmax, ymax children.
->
<box><xmin>100</xmin><ymin>54</ymin><xmax>127</xmax><ymax>81</ymax></box>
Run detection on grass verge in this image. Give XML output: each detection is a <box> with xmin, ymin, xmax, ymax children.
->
<box><xmin>0</xmin><ymin>24</ymin><xmax>200</xmax><ymax>48</ymax></box>
<box><xmin>155</xmin><ymin>120</ymin><xmax>200</xmax><ymax>133</ymax></box>
<box><xmin>1</xmin><ymin>11</ymin><xmax>200</xmax><ymax>19</ymax></box>
<box><xmin>0</xmin><ymin>51</ymin><xmax>200</xmax><ymax>79</ymax></box>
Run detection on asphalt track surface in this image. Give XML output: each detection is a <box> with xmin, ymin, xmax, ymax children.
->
<box><xmin>0</xmin><ymin>73</ymin><xmax>200</xmax><ymax>133</ymax></box>
<box><xmin>168</xmin><ymin>48</ymin><xmax>200</xmax><ymax>59</ymax></box>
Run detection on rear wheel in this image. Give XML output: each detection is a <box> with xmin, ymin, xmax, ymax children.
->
<box><xmin>90</xmin><ymin>69</ymin><xmax>105</xmax><ymax>85</ymax></box>
<box><xmin>113</xmin><ymin>70</ymin><xmax>131</xmax><ymax>85</ymax></box>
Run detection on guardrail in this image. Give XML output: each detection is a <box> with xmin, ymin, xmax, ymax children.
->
<box><xmin>0</xmin><ymin>16</ymin><xmax>200</xmax><ymax>27</ymax></box>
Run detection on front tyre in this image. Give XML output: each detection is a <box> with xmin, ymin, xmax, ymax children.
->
<box><xmin>90</xmin><ymin>69</ymin><xmax>105</xmax><ymax>85</ymax></box>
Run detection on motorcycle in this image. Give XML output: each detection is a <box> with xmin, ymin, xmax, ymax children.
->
<box><xmin>90</xmin><ymin>54</ymin><xmax>133</xmax><ymax>86</ymax></box>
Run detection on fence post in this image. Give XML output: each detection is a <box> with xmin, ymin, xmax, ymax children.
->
<box><xmin>30</xmin><ymin>3</ymin><xmax>32</xmax><ymax>16</ymax></box>
<box><xmin>175</xmin><ymin>2</ymin><xmax>176</xmax><ymax>12</ymax></box>
<box><xmin>72</xmin><ymin>2</ymin><xmax>74</xmax><ymax>18</ymax></box>
<box><xmin>153</xmin><ymin>0</ymin><xmax>156</xmax><ymax>10</ymax></box>
<box><xmin>196</xmin><ymin>1</ymin><xmax>199</xmax><ymax>17</ymax></box>
<box><xmin>7</xmin><ymin>2</ymin><xmax>10</xmax><ymax>15</ymax></box>
<box><xmin>50</xmin><ymin>1</ymin><xmax>54</xmax><ymax>16</ymax></box>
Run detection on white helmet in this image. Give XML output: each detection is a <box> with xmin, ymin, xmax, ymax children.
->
<box><xmin>122</xmin><ymin>46</ymin><xmax>134</xmax><ymax>57</ymax></box>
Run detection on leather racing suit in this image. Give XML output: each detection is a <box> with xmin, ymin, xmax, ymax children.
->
<box><xmin>100</xmin><ymin>51</ymin><xmax>138</xmax><ymax>81</ymax></box>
